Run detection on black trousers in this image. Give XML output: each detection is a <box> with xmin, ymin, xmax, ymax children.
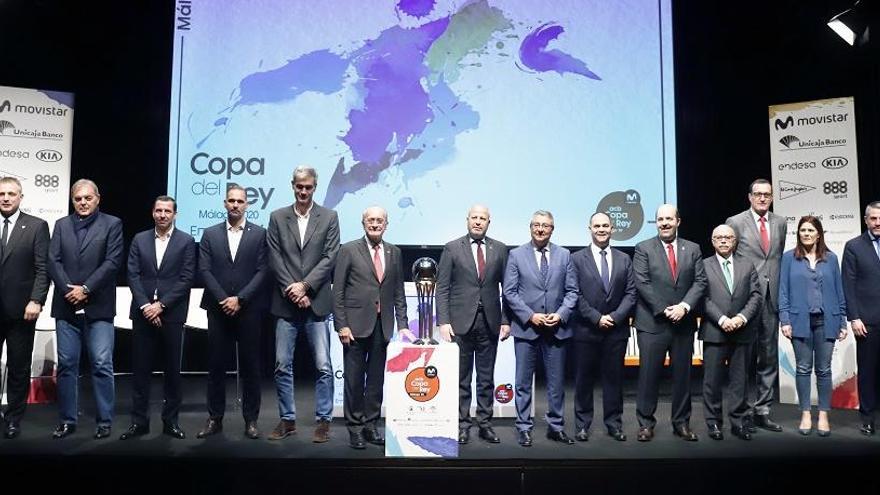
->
<box><xmin>206</xmin><ymin>310</ymin><xmax>262</xmax><ymax>422</ymax></box>
<box><xmin>0</xmin><ymin>317</ymin><xmax>36</xmax><ymax>424</ymax></box>
<box><xmin>574</xmin><ymin>337</ymin><xmax>627</xmax><ymax>432</ymax></box>
<box><xmin>702</xmin><ymin>341</ymin><xmax>751</xmax><ymax>429</ymax></box>
<box><xmin>454</xmin><ymin>308</ymin><xmax>498</xmax><ymax>430</ymax></box>
<box><xmin>857</xmin><ymin>323</ymin><xmax>880</xmax><ymax>424</ymax></box>
<box><xmin>343</xmin><ymin>319</ymin><xmax>387</xmax><ymax>433</ymax></box>
<box><xmin>636</xmin><ymin>329</ymin><xmax>694</xmax><ymax>428</ymax></box>
<box><xmin>131</xmin><ymin>319</ymin><xmax>183</xmax><ymax>426</ymax></box>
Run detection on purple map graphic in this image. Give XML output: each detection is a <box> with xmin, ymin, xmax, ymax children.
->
<box><xmin>202</xmin><ymin>0</ymin><xmax>599</xmax><ymax>209</ymax></box>
<box><xmin>407</xmin><ymin>436</ymin><xmax>458</xmax><ymax>457</ymax></box>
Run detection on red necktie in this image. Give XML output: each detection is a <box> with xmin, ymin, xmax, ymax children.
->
<box><xmin>759</xmin><ymin>216</ymin><xmax>770</xmax><ymax>255</ymax></box>
<box><xmin>475</xmin><ymin>240</ymin><xmax>486</xmax><ymax>282</ymax></box>
<box><xmin>372</xmin><ymin>244</ymin><xmax>384</xmax><ymax>282</ymax></box>
<box><xmin>666</xmin><ymin>243</ymin><xmax>677</xmax><ymax>281</ymax></box>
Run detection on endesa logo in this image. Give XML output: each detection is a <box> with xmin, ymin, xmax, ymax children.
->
<box><xmin>0</xmin><ymin>148</ymin><xmax>29</xmax><ymax>159</ymax></box>
<box><xmin>36</xmin><ymin>149</ymin><xmax>63</xmax><ymax>162</ymax></box>
<box><xmin>821</xmin><ymin>156</ymin><xmax>847</xmax><ymax>170</ymax></box>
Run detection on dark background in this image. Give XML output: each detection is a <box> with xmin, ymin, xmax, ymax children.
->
<box><xmin>1</xmin><ymin>0</ymin><xmax>877</xmax><ymax>263</ymax></box>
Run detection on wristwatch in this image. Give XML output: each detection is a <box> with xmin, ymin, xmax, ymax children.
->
<box><xmin>81</xmin><ymin>285</ymin><xmax>91</xmax><ymax>295</ymax></box>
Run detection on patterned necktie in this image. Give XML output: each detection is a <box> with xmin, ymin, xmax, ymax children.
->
<box><xmin>540</xmin><ymin>248</ymin><xmax>549</xmax><ymax>282</ymax></box>
<box><xmin>666</xmin><ymin>243</ymin><xmax>677</xmax><ymax>281</ymax></box>
<box><xmin>372</xmin><ymin>244</ymin><xmax>384</xmax><ymax>282</ymax></box>
<box><xmin>722</xmin><ymin>259</ymin><xmax>733</xmax><ymax>292</ymax></box>
<box><xmin>475</xmin><ymin>240</ymin><xmax>486</xmax><ymax>282</ymax></box>
<box><xmin>759</xmin><ymin>216</ymin><xmax>770</xmax><ymax>255</ymax></box>
<box><xmin>600</xmin><ymin>249</ymin><xmax>610</xmax><ymax>293</ymax></box>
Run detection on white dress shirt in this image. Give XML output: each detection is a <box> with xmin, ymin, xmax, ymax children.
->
<box><xmin>295</xmin><ymin>202</ymin><xmax>313</xmax><ymax>248</ymax></box>
<box><xmin>715</xmin><ymin>253</ymin><xmax>747</xmax><ymax>326</ymax></box>
<box><xmin>227</xmin><ymin>221</ymin><xmax>244</xmax><ymax>262</ymax></box>
<box><xmin>590</xmin><ymin>243</ymin><xmax>613</xmax><ymax>276</ymax></box>
<box><xmin>155</xmin><ymin>228</ymin><xmax>173</xmax><ymax>268</ymax></box>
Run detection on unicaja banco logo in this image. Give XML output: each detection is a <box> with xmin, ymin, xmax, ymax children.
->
<box><xmin>0</xmin><ymin>120</ymin><xmax>15</xmax><ymax>134</ymax></box>
<box><xmin>779</xmin><ymin>135</ymin><xmax>800</xmax><ymax>148</ymax></box>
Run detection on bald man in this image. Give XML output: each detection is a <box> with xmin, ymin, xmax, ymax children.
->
<box><xmin>332</xmin><ymin>206</ymin><xmax>409</xmax><ymax>449</ymax></box>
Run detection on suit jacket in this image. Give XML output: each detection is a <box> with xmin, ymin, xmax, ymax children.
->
<box><xmin>127</xmin><ymin>228</ymin><xmax>196</xmax><ymax>324</ymax></box>
<box><xmin>48</xmin><ymin>211</ymin><xmax>124</xmax><ymax>321</ymax></box>
<box><xmin>698</xmin><ymin>254</ymin><xmax>762</xmax><ymax>344</ymax></box>
<box><xmin>199</xmin><ymin>221</ymin><xmax>269</xmax><ymax>314</ymax></box>
<box><xmin>842</xmin><ymin>231</ymin><xmax>880</xmax><ymax>326</ymax></box>
<box><xmin>502</xmin><ymin>242</ymin><xmax>579</xmax><ymax>341</ymax></box>
<box><xmin>570</xmin><ymin>245</ymin><xmax>636</xmax><ymax>342</ymax></box>
<box><xmin>332</xmin><ymin>238</ymin><xmax>407</xmax><ymax>341</ymax></box>
<box><xmin>726</xmin><ymin>209</ymin><xmax>786</xmax><ymax>310</ymax></box>
<box><xmin>632</xmin><ymin>236</ymin><xmax>707</xmax><ymax>334</ymax></box>
<box><xmin>779</xmin><ymin>250</ymin><xmax>847</xmax><ymax>340</ymax></box>
<box><xmin>0</xmin><ymin>212</ymin><xmax>50</xmax><ymax>319</ymax></box>
<box><xmin>436</xmin><ymin>234</ymin><xmax>508</xmax><ymax>336</ymax></box>
<box><xmin>267</xmin><ymin>203</ymin><xmax>339</xmax><ymax>318</ymax></box>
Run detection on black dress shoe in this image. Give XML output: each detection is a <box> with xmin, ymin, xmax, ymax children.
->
<box><xmin>119</xmin><ymin>423</ymin><xmax>149</xmax><ymax>440</ymax></box>
<box><xmin>731</xmin><ymin>426</ymin><xmax>752</xmax><ymax>441</ymax></box>
<box><xmin>707</xmin><ymin>424</ymin><xmax>723</xmax><ymax>441</ymax></box>
<box><xmin>575</xmin><ymin>428</ymin><xmax>590</xmax><ymax>442</ymax></box>
<box><xmin>754</xmin><ymin>414</ymin><xmax>783</xmax><ymax>432</ymax></box>
<box><xmin>52</xmin><ymin>423</ymin><xmax>76</xmax><ymax>439</ymax></box>
<box><xmin>673</xmin><ymin>424</ymin><xmax>698</xmax><ymax>441</ymax></box>
<box><xmin>743</xmin><ymin>417</ymin><xmax>758</xmax><ymax>433</ymax></box>
<box><xmin>4</xmin><ymin>422</ymin><xmax>20</xmax><ymax>439</ymax></box>
<box><xmin>608</xmin><ymin>428</ymin><xmax>627</xmax><ymax>441</ymax></box>
<box><xmin>517</xmin><ymin>430</ymin><xmax>533</xmax><ymax>447</ymax></box>
<box><xmin>457</xmin><ymin>428</ymin><xmax>470</xmax><ymax>445</ymax></box>
<box><xmin>349</xmin><ymin>431</ymin><xmax>366</xmax><ymax>450</ymax></box>
<box><xmin>163</xmin><ymin>423</ymin><xmax>186</xmax><ymax>439</ymax></box>
<box><xmin>860</xmin><ymin>423</ymin><xmax>875</xmax><ymax>436</ymax></box>
<box><xmin>363</xmin><ymin>427</ymin><xmax>385</xmax><ymax>445</ymax></box>
<box><xmin>546</xmin><ymin>430</ymin><xmax>575</xmax><ymax>445</ymax></box>
<box><xmin>478</xmin><ymin>426</ymin><xmax>500</xmax><ymax>443</ymax></box>
<box><xmin>244</xmin><ymin>421</ymin><xmax>259</xmax><ymax>440</ymax></box>
<box><xmin>94</xmin><ymin>425</ymin><xmax>112</xmax><ymax>439</ymax></box>
<box><xmin>197</xmin><ymin>418</ymin><xmax>223</xmax><ymax>439</ymax></box>
<box><xmin>637</xmin><ymin>427</ymin><xmax>653</xmax><ymax>442</ymax></box>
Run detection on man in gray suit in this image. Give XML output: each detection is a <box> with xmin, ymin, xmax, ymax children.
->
<box><xmin>436</xmin><ymin>204</ymin><xmax>509</xmax><ymax>445</ymax></box>
<box><xmin>633</xmin><ymin>204</ymin><xmax>707</xmax><ymax>442</ymax></box>
<box><xmin>333</xmin><ymin>206</ymin><xmax>410</xmax><ymax>449</ymax></box>
<box><xmin>699</xmin><ymin>225</ymin><xmax>762</xmax><ymax>441</ymax></box>
<box><xmin>726</xmin><ymin>178</ymin><xmax>787</xmax><ymax>432</ymax></box>
<box><xmin>266</xmin><ymin>166</ymin><xmax>340</xmax><ymax>443</ymax></box>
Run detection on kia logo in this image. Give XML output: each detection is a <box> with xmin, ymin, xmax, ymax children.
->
<box><xmin>821</xmin><ymin>156</ymin><xmax>847</xmax><ymax>170</ymax></box>
<box><xmin>36</xmin><ymin>149</ymin><xmax>62</xmax><ymax>162</ymax></box>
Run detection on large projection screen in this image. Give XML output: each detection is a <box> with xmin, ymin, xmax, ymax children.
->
<box><xmin>168</xmin><ymin>0</ymin><xmax>675</xmax><ymax>246</ymax></box>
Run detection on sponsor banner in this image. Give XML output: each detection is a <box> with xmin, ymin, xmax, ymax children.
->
<box><xmin>1</xmin><ymin>85</ymin><xmax>73</xmax><ymax>405</ymax></box>
<box><xmin>384</xmin><ymin>342</ymin><xmax>459</xmax><ymax>457</ymax></box>
<box><xmin>769</xmin><ymin>96</ymin><xmax>860</xmax><ymax>409</ymax></box>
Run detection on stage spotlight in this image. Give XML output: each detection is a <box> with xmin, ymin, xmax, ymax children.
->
<box><xmin>827</xmin><ymin>0</ymin><xmax>869</xmax><ymax>46</ymax></box>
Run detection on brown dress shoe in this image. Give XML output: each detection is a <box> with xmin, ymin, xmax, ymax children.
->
<box><xmin>268</xmin><ymin>419</ymin><xmax>297</xmax><ymax>441</ymax></box>
<box><xmin>313</xmin><ymin>420</ymin><xmax>330</xmax><ymax>443</ymax></box>
<box><xmin>196</xmin><ymin>418</ymin><xmax>223</xmax><ymax>439</ymax></box>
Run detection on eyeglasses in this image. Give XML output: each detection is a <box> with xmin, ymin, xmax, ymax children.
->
<box><xmin>530</xmin><ymin>223</ymin><xmax>554</xmax><ymax>229</ymax></box>
<box><xmin>750</xmin><ymin>192</ymin><xmax>772</xmax><ymax>199</ymax></box>
<box><xmin>712</xmin><ymin>235</ymin><xmax>735</xmax><ymax>241</ymax></box>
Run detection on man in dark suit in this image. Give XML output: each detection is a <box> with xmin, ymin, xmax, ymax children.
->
<box><xmin>699</xmin><ymin>225</ymin><xmax>762</xmax><ymax>441</ymax></box>
<box><xmin>333</xmin><ymin>206</ymin><xmax>410</xmax><ymax>449</ymax></box>
<box><xmin>633</xmin><ymin>204</ymin><xmax>707</xmax><ymax>442</ymax></box>
<box><xmin>842</xmin><ymin>201</ymin><xmax>880</xmax><ymax>436</ymax></box>
<box><xmin>725</xmin><ymin>178</ymin><xmax>787</xmax><ymax>432</ymax></box>
<box><xmin>503</xmin><ymin>210</ymin><xmax>579</xmax><ymax>447</ymax></box>
<box><xmin>47</xmin><ymin>179</ymin><xmax>124</xmax><ymax>439</ymax></box>
<box><xmin>436</xmin><ymin>204</ymin><xmax>509</xmax><ymax>444</ymax></box>
<box><xmin>119</xmin><ymin>195</ymin><xmax>195</xmax><ymax>440</ymax></box>
<box><xmin>0</xmin><ymin>177</ymin><xmax>50</xmax><ymax>439</ymax></box>
<box><xmin>267</xmin><ymin>166</ymin><xmax>339</xmax><ymax>442</ymax></box>
<box><xmin>196</xmin><ymin>184</ymin><xmax>268</xmax><ymax>440</ymax></box>
<box><xmin>570</xmin><ymin>212</ymin><xmax>636</xmax><ymax>442</ymax></box>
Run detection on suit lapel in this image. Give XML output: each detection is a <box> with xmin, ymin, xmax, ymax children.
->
<box><xmin>358</xmin><ymin>238</ymin><xmax>380</xmax><ymax>283</ymax></box>
<box><xmin>1</xmin><ymin>214</ymin><xmax>23</xmax><ymax>264</ymax></box>
<box><xmin>223</xmin><ymin>224</ymin><xmax>235</xmax><ymax>263</ymax></box>
<box><xmin>302</xmin><ymin>206</ymin><xmax>320</xmax><ymax>248</ymax></box>
<box><xmin>383</xmin><ymin>243</ymin><xmax>393</xmax><ymax>285</ymax></box>
<box><xmin>147</xmin><ymin>231</ymin><xmax>159</xmax><ymax>272</ymax></box>
<box><xmin>707</xmin><ymin>257</ymin><xmax>727</xmax><ymax>294</ymax></box>
<box><xmin>527</xmin><ymin>243</ymin><xmax>544</xmax><ymax>287</ymax></box>
<box><xmin>79</xmin><ymin>214</ymin><xmax>101</xmax><ymax>254</ymax></box>
<box><xmin>460</xmin><ymin>237</ymin><xmax>480</xmax><ymax>285</ymax></box>
<box><xmin>284</xmin><ymin>208</ymin><xmax>302</xmax><ymax>251</ymax></box>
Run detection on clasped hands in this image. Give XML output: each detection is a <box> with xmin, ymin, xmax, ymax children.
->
<box><xmin>284</xmin><ymin>282</ymin><xmax>311</xmax><ymax>308</ymax></box>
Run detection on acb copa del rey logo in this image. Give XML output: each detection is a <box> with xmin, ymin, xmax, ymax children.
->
<box><xmin>189</xmin><ymin>152</ymin><xmax>275</xmax><ymax>209</ymax></box>
<box><xmin>405</xmin><ymin>366</ymin><xmax>440</xmax><ymax>402</ymax></box>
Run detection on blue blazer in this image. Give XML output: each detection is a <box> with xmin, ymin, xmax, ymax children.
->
<box><xmin>842</xmin><ymin>231</ymin><xmax>880</xmax><ymax>326</ymax></box>
<box><xmin>127</xmin><ymin>228</ymin><xmax>196</xmax><ymax>324</ymax></box>
<box><xmin>199</xmin><ymin>221</ymin><xmax>269</xmax><ymax>314</ymax></box>
<box><xmin>48</xmin><ymin>212</ymin><xmax>124</xmax><ymax>321</ymax></box>
<box><xmin>502</xmin><ymin>242</ymin><xmax>579</xmax><ymax>341</ymax></box>
<box><xmin>778</xmin><ymin>249</ymin><xmax>847</xmax><ymax>340</ymax></box>
<box><xmin>570</xmin><ymin>246</ymin><xmax>636</xmax><ymax>342</ymax></box>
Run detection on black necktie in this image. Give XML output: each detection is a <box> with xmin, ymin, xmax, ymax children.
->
<box><xmin>0</xmin><ymin>218</ymin><xmax>9</xmax><ymax>257</ymax></box>
<box><xmin>600</xmin><ymin>249</ymin><xmax>610</xmax><ymax>293</ymax></box>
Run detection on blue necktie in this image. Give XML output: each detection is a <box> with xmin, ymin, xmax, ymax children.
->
<box><xmin>874</xmin><ymin>238</ymin><xmax>880</xmax><ymax>261</ymax></box>
<box><xmin>600</xmin><ymin>249</ymin><xmax>610</xmax><ymax>293</ymax></box>
<box><xmin>540</xmin><ymin>248</ymin><xmax>549</xmax><ymax>282</ymax></box>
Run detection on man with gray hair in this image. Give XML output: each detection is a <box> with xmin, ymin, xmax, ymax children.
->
<box><xmin>267</xmin><ymin>166</ymin><xmax>339</xmax><ymax>443</ymax></box>
<box><xmin>0</xmin><ymin>177</ymin><xmax>50</xmax><ymax>439</ymax></box>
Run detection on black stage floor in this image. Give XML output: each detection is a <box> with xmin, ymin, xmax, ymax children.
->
<box><xmin>2</xmin><ymin>375</ymin><xmax>879</xmax><ymax>494</ymax></box>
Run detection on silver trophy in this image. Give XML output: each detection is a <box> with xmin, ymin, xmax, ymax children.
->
<box><xmin>411</xmin><ymin>257</ymin><xmax>439</xmax><ymax>345</ymax></box>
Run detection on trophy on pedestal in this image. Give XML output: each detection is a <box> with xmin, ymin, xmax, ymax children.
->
<box><xmin>411</xmin><ymin>257</ymin><xmax>439</xmax><ymax>345</ymax></box>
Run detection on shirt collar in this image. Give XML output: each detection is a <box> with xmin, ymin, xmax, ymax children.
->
<box><xmin>751</xmin><ymin>209</ymin><xmax>767</xmax><ymax>223</ymax></box>
<box><xmin>590</xmin><ymin>243</ymin><xmax>610</xmax><ymax>256</ymax></box>
<box><xmin>716</xmin><ymin>253</ymin><xmax>733</xmax><ymax>265</ymax></box>
<box><xmin>226</xmin><ymin>220</ymin><xmax>245</xmax><ymax>232</ymax></box>
<box><xmin>294</xmin><ymin>202</ymin><xmax>313</xmax><ymax>219</ymax></box>
<box><xmin>365</xmin><ymin>237</ymin><xmax>383</xmax><ymax>251</ymax></box>
<box><xmin>155</xmin><ymin>228</ymin><xmax>174</xmax><ymax>241</ymax></box>
<box><xmin>1</xmin><ymin>208</ymin><xmax>21</xmax><ymax>225</ymax></box>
